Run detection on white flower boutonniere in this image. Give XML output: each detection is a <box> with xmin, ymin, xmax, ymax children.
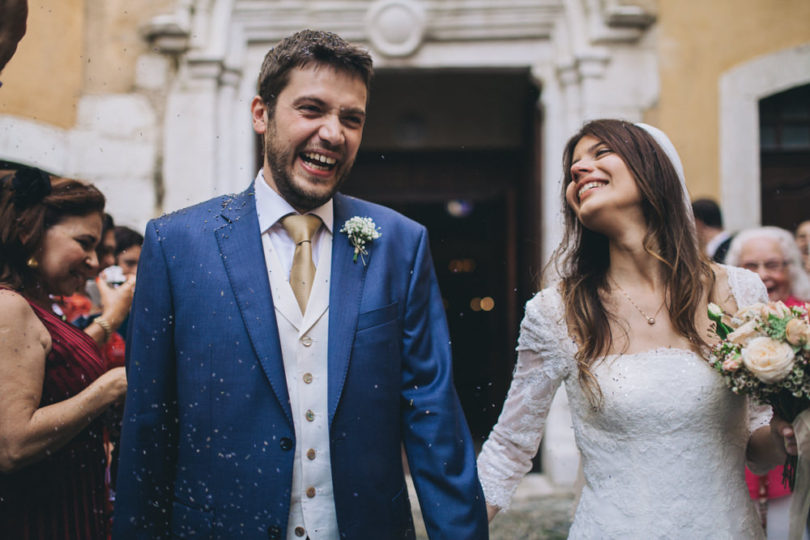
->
<box><xmin>340</xmin><ymin>216</ymin><xmax>381</xmax><ymax>264</ymax></box>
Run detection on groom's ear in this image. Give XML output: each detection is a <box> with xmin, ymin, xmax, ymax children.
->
<box><xmin>251</xmin><ymin>96</ymin><xmax>268</xmax><ymax>135</ymax></box>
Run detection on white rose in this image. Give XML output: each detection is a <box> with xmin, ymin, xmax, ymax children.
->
<box><xmin>727</xmin><ymin>320</ymin><xmax>760</xmax><ymax>346</ymax></box>
<box><xmin>741</xmin><ymin>336</ymin><xmax>796</xmax><ymax>384</ymax></box>
<box><xmin>761</xmin><ymin>301</ymin><xmax>791</xmax><ymax>320</ymax></box>
<box><xmin>785</xmin><ymin>318</ymin><xmax>810</xmax><ymax>346</ymax></box>
<box><xmin>735</xmin><ymin>303</ymin><xmax>766</xmax><ymax>322</ymax></box>
<box><xmin>708</xmin><ymin>303</ymin><xmax>724</xmax><ymax>319</ymax></box>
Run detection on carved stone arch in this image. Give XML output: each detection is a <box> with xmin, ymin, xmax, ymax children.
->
<box><xmin>127</xmin><ymin>0</ymin><xmax>664</xmax><ymax>492</ymax></box>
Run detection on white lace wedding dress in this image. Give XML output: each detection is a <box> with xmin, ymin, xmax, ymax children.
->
<box><xmin>477</xmin><ymin>266</ymin><xmax>770</xmax><ymax>539</ymax></box>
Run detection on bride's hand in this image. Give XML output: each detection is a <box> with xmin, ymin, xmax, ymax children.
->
<box><xmin>486</xmin><ymin>503</ymin><xmax>499</xmax><ymax>522</ymax></box>
<box><xmin>771</xmin><ymin>414</ymin><xmax>797</xmax><ymax>456</ymax></box>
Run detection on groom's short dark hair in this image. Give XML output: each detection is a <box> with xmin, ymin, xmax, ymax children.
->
<box><xmin>257</xmin><ymin>29</ymin><xmax>374</xmax><ymax>116</ymax></box>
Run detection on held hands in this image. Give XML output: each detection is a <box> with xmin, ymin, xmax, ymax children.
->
<box><xmin>771</xmin><ymin>413</ymin><xmax>798</xmax><ymax>457</ymax></box>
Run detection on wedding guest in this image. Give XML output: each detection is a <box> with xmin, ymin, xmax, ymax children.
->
<box><xmin>0</xmin><ymin>168</ymin><xmax>127</xmax><ymax>539</ymax></box>
<box><xmin>62</xmin><ymin>212</ymin><xmax>135</xmax><ymax>349</ymax></box>
<box><xmin>92</xmin><ymin>224</ymin><xmax>144</xmax><ymax>367</ymax></box>
<box><xmin>102</xmin><ymin>229</ymin><xmax>142</xmax><ymax>509</ymax></box>
<box><xmin>477</xmin><ymin>119</ymin><xmax>785</xmax><ymax>538</ymax></box>
<box><xmin>727</xmin><ymin>226</ymin><xmax>810</xmax><ymax>307</ymax></box>
<box><xmin>57</xmin><ymin>213</ymin><xmax>134</xmax><ymax>328</ymax></box>
<box><xmin>796</xmin><ymin>220</ymin><xmax>810</xmax><ymax>273</ymax></box>
<box><xmin>113</xmin><ymin>225</ymin><xmax>143</xmax><ymax>279</ymax></box>
<box><xmin>97</xmin><ymin>213</ymin><xmax>116</xmax><ymax>270</ymax></box>
<box><xmin>692</xmin><ymin>197</ymin><xmax>733</xmax><ymax>263</ymax></box>
<box><xmin>726</xmin><ymin>225</ymin><xmax>810</xmax><ymax>538</ymax></box>
<box><xmin>114</xmin><ymin>29</ymin><xmax>487</xmax><ymax>539</ymax></box>
<box><xmin>107</xmin><ymin>224</ymin><xmax>143</xmax><ymax>347</ymax></box>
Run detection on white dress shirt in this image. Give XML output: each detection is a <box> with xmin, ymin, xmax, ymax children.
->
<box><xmin>706</xmin><ymin>229</ymin><xmax>731</xmax><ymax>258</ymax></box>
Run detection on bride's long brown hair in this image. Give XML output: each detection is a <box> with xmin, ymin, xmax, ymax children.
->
<box><xmin>550</xmin><ymin>120</ymin><xmax>714</xmax><ymax>405</ymax></box>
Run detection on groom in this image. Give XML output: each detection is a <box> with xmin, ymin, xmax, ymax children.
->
<box><xmin>113</xmin><ymin>30</ymin><xmax>488</xmax><ymax>540</ymax></box>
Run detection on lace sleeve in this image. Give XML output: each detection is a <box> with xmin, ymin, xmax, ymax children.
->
<box><xmin>476</xmin><ymin>288</ymin><xmax>571</xmax><ymax>510</ymax></box>
<box><xmin>748</xmin><ymin>398</ymin><xmax>771</xmax><ymax>434</ymax></box>
<box><xmin>725</xmin><ymin>264</ymin><xmax>768</xmax><ymax>309</ymax></box>
<box><xmin>724</xmin><ymin>265</ymin><xmax>773</xmax><ymax>437</ymax></box>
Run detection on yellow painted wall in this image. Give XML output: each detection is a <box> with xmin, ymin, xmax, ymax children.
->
<box><xmin>0</xmin><ymin>0</ymin><xmax>174</xmax><ymax>129</ymax></box>
<box><xmin>0</xmin><ymin>0</ymin><xmax>85</xmax><ymax>129</ymax></box>
<box><xmin>83</xmin><ymin>0</ymin><xmax>175</xmax><ymax>94</ymax></box>
<box><xmin>652</xmin><ymin>0</ymin><xmax>810</xmax><ymax>200</ymax></box>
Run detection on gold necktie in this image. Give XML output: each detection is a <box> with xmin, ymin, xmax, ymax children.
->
<box><xmin>281</xmin><ymin>214</ymin><xmax>322</xmax><ymax>313</ymax></box>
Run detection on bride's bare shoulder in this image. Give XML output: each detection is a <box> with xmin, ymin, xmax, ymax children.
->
<box><xmin>709</xmin><ymin>263</ymin><xmax>739</xmax><ymax>312</ymax></box>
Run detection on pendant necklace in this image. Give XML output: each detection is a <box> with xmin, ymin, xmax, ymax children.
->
<box><xmin>609</xmin><ymin>277</ymin><xmax>665</xmax><ymax>326</ymax></box>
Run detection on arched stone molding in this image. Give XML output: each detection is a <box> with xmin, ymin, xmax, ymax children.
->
<box><xmin>80</xmin><ymin>0</ymin><xmax>659</xmax><ymax>492</ymax></box>
<box><xmin>151</xmin><ymin>0</ymin><xmax>659</xmax><ymax>215</ymax></box>
<box><xmin>144</xmin><ymin>2</ymin><xmax>659</xmax><ymax>490</ymax></box>
<box><xmin>719</xmin><ymin>43</ymin><xmax>810</xmax><ymax>232</ymax></box>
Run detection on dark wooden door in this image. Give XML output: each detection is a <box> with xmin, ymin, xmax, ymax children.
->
<box><xmin>342</xmin><ymin>68</ymin><xmax>541</xmax><ymax>442</ymax></box>
<box><xmin>759</xmin><ymin>84</ymin><xmax>810</xmax><ymax>231</ymax></box>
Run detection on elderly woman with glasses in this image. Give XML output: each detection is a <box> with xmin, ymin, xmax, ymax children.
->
<box><xmin>727</xmin><ymin>225</ymin><xmax>810</xmax><ymax>307</ymax></box>
<box><xmin>726</xmin><ymin>225</ymin><xmax>810</xmax><ymax>539</ymax></box>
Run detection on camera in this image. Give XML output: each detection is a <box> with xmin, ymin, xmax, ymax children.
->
<box><xmin>104</xmin><ymin>265</ymin><xmax>126</xmax><ymax>287</ymax></box>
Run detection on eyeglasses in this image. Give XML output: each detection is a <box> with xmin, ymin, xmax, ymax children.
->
<box><xmin>741</xmin><ymin>260</ymin><xmax>789</xmax><ymax>272</ymax></box>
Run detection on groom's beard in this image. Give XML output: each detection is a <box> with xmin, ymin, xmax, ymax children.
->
<box><xmin>263</xmin><ymin>122</ymin><xmax>355</xmax><ymax>212</ymax></box>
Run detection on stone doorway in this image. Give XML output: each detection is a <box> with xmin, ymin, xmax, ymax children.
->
<box><xmin>343</xmin><ymin>68</ymin><xmax>541</xmax><ymax>442</ymax></box>
<box><xmin>759</xmin><ymin>83</ymin><xmax>810</xmax><ymax>231</ymax></box>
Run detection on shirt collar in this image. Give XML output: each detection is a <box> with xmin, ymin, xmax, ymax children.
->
<box><xmin>705</xmin><ymin>229</ymin><xmax>730</xmax><ymax>256</ymax></box>
<box><xmin>254</xmin><ymin>169</ymin><xmax>333</xmax><ymax>234</ymax></box>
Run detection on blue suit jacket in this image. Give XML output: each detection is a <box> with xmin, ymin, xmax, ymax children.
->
<box><xmin>113</xmin><ymin>186</ymin><xmax>488</xmax><ymax>539</ymax></box>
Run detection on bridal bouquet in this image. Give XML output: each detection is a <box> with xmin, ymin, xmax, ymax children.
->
<box><xmin>708</xmin><ymin>300</ymin><xmax>810</xmax><ymax>539</ymax></box>
<box><xmin>708</xmin><ymin>301</ymin><xmax>810</xmax><ymax>415</ymax></box>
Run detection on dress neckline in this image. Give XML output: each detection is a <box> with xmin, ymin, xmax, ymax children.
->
<box><xmin>602</xmin><ymin>346</ymin><xmax>702</xmax><ymax>360</ymax></box>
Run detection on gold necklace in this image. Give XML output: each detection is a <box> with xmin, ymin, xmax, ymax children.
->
<box><xmin>609</xmin><ymin>277</ymin><xmax>665</xmax><ymax>326</ymax></box>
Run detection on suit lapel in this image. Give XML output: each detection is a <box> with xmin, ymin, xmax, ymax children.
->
<box><xmin>216</xmin><ymin>185</ymin><xmax>292</xmax><ymax>425</ymax></box>
<box><xmin>328</xmin><ymin>194</ymin><xmax>368</xmax><ymax>426</ymax></box>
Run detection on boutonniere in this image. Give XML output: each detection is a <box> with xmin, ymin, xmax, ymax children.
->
<box><xmin>340</xmin><ymin>216</ymin><xmax>381</xmax><ymax>265</ymax></box>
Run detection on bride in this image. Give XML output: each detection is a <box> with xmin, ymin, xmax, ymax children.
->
<box><xmin>477</xmin><ymin>119</ymin><xmax>788</xmax><ymax>538</ymax></box>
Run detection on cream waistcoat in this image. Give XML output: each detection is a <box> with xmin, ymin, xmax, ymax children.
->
<box><xmin>262</xmin><ymin>228</ymin><xmax>338</xmax><ymax>540</ymax></box>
